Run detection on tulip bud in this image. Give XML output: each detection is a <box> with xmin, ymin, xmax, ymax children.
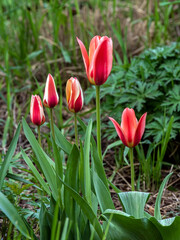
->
<box><xmin>66</xmin><ymin>77</ymin><xmax>83</xmax><ymax>113</ymax></box>
<box><xmin>43</xmin><ymin>74</ymin><xmax>59</xmax><ymax>108</ymax></box>
<box><xmin>30</xmin><ymin>95</ymin><xmax>45</xmax><ymax>126</ymax></box>
<box><xmin>77</xmin><ymin>36</ymin><xmax>113</xmax><ymax>85</ymax></box>
<box><xmin>109</xmin><ymin>108</ymin><xmax>147</xmax><ymax>148</ymax></box>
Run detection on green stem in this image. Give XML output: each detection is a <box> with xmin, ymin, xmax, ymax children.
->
<box><xmin>74</xmin><ymin>113</ymin><xmax>78</xmax><ymax>146</ymax></box>
<box><xmin>38</xmin><ymin>125</ymin><xmax>41</xmax><ymax>147</ymax></box>
<box><xmin>96</xmin><ymin>85</ymin><xmax>102</xmax><ymax>161</ymax></box>
<box><xmin>50</xmin><ymin>108</ymin><xmax>55</xmax><ymax>139</ymax></box>
<box><xmin>130</xmin><ymin>147</ymin><xmax>135</xmax><ymax>191</ymax></box>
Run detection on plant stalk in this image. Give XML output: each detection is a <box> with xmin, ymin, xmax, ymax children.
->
<box><xmin>74</xmin><ymin>113</ymin><xmax>78</xmax><ymax>146</ymax></box>
<box><xmin>130</xmin><ymin>147</ymin><xmax>135</xmax><ymax>191</ymax></box>
<box><xmin>50</xmin><ymin>108</ymin><xmax>55</xmax><ymax>139</ymax></box>
<box><xmin>38</xmin><ymin>125</ymin><xmax>41</xmax><ymax>147</ymax></box>
<box><xmin>96</xmin><ymin>85</ymin><xmax>102</xmax><ymax>161</ymax></box>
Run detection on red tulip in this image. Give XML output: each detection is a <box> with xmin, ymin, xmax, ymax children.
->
<box><xmin>30</xmin><ymin>95</ymin><xmax>45</xmax><ymax>126</ymax></box>
<box><xmin>77</xmin><ymin>35</ymin><xmax>113</xmax><ymax>85</ymax></box>
<box><xmin>43</xmin><ymin>74</ymin><xmax>59</xmax><ymax>108</ymax></box>
<box><xmin>66</xmin><ymin>77</ymin><xmax>83</xmax><ymax>113</ymax></box>
<box><xmin>109</xmin><ymin>108</ymin><xmax>147</xmax><ymax>148</ymax></box>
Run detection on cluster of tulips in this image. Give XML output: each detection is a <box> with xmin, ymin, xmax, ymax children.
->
<box><xmin>30</xmin><ymin>35</ymin><xmax>147</xmax><ymax>191</ymax></box>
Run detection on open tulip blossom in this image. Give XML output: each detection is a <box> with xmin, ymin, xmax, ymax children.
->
<box><xmin>77</xmin><ymin>35</ymin><xmax>113</xmax><ymax>85</ymax></box>
<box><xmin>109</xmin><ymin>108</ymin><xmax>147</xmax><ymax>191</ymax></box>
<box><xmin>66</xmin><ymin>77</ymin><xmax>83</xmax><ymax>113</ymax></box>
<box><xmin>30</xmin><ymin>95</ymin><xmax>45</xmax><ymax>126</ymax></box>
<box><xmin>43</xmin><ymin>74</ymin><xmax>59</xmax><ymax>108</ymax></box>
<box><xmin>109</xmin><ymin>108</ymin><xmax>147</xmax><ymax>148</ymax></box>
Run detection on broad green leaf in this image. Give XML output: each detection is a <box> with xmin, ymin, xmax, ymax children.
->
<box><xmin>154</xmin><ymin>172</ymin><xmax>173</xmax><ymax>220</ymax></box>
<box><xmin>22</xmin><ymin>118</ymin><xmax>57</xmax><ymax>200</ymax></box>
<box><xmin>21</xmin><ymin>148</ymin><xmax>51</xmax><ymax>195</ymax></box>
<box><xmin>59</xmin><ymin>177</ymin><xmax>103</xmax><ymax>239</ymax></box>
<box><xmin>0</xmin><ymin>123</ymin><xmax>21</xmax><ymax>190</ymax></box>
<box><xmin>92</xmin><ymin>170</ymin><xmax>115</xmax><ymax>213</ymax></box>
<box><xmin>102</xmin><ymin>210</ymin><xmax>162</xmax><ymax>240</ymax></box>
<box><xmin>150</xmin><ymin>216</ymin><xmax>180</xmax><ymax>240</ymax></box>
<box><xmin>0</xmin><ymin>192</ymin><xmax>31</xmax><ymax>239</ymax></box>
<box><xmin>118</xmin><ymin>191</ymin><xmax>150</xmax><ymax>219</ymax></box>
<box><xmin>54</xmin><ymin>124</ymin><xmax>72</xmax><ymax>155</ymax></box>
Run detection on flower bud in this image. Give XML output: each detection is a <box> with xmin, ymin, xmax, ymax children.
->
<box><xmin>30</xmin><ymin>95</ymin><xmax>45</xmax><ymax>126</ymax></box>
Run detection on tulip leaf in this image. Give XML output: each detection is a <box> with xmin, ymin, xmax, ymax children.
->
<box><xmin>22</xmin><ymin>118</ymin><xmax>57</xmax><ymax>200</ymax></box>
<box><xmin>58</xmin><ymin>177</ymin><xmax>103</xmax><ymax>239</ymax></box>
<box><xmin>118</xmin><ymin>191</ymin><xmax>150</xmax><ymax>219</ymax></box>
<box><xmin>64</xmin><ymin>144</ymin><xmax>79</xmax><ymax>218</ymax></box>
<box><xmin>0</xmin><ymin>192</ymin><xmax>31</xmax><ymax>239</ymax></box>
<box><xmin>0</xmin><ymin>123</ymin><xmax>21</xmax><ymax>190</ymax></box>
<box><xmin>21</xmin><ymin>148</ymin><xmax>51</xmax><ymax>195</ymax></box>
<box><xmin>154</xmin><ymin>172</ymin><xmax>173</xmax><ymax>220</ymax></box>
<box><xmin>92</xmin><ymin>170</ymin><xmax>115</xmax><ymax>213</ymax></box>
<box><xmin>150</xmin><ymin>216</ymin><xmax>180</xmax><ymax>240</ymax></box>
<box><xmin>102</xmin><ymin>210</ymin><xmax>163</xmax><ymax>240</ymax></box>
<box><xmin>54</xmin><ymin>124</ymin><xmax>72</xmax><ymax>154</ymax></box>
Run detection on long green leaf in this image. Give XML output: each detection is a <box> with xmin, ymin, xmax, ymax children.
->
<box><xmin>21</xmin><ymin>148</ymin><xmax>51</xmax><ymax>195</ymax></box>
<box><xmin>59</xmin><ymin>177</ymin><xmax>103</xmax><ymax>239</ymax></box>
<box><xmin>154</xmin><ymin>172</ymin><xmax>173</xmax><ymax>220</ymax></box>
<box><xmin>0</xmin><ymin>192</ymin><xmax>31</xmax><ymax>239</ymax></box>
<box><xmin>0</xmin><ymin>123</ymin><xmax>21</xmax><ymax>190</ymax></box>
<box><xmin>54</xmin><ymin>124</ymin><xmax>72</xmax><ymax>155</ymax></box>
<box><xmin>92</xmin><ymin>170</ymin><xmax>115</xmax><ymax>213</ymax></box>
<box><xmin>83</xmin><ymin>120</ymin><xmax>92</xmax><ymax>205</ymax></box>
<box><xmin>22</xmin><ymin>118</ymin><xmax>57</xmax><ymax>200</ymax></box>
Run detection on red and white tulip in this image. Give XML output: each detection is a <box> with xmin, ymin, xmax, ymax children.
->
<box><xmin>30</xmin><ymin>95</ymin><xmax>45</xmax><ymax>126</ymax></box>
<box><xmin>43</xmin><ymin>74</ymin><xmax>59</xmax><ymax>108</ymax></box>
<box><xmin>77</xmin><ymin>35</ymin><xmax>113</xmax><ymax>85</ymax></box>
<box><xmin>66</xmin><ymin>77</ymin><xmax>83</xmax><ymax>113</ymax></box>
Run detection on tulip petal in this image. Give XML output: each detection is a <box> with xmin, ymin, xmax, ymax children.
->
<box><xmin>77</xmin><ymin>37</ymin><xmax>89</xmax><ymax>78</ymax></box>
<box><xmin>74</xmin><ymin>88</ymin><xmax>83</xmax><ymax>112</ymax></box>
<box><xmin>121</xmin><ymin>108</ymin><xmax>138</xmax><ymax>146</ymax></box>
<box><xmin>89</xmin><ymin>36</ymin><xmax>101</xmax><ymax>65</ymax></box>
<box><xmin>109</xmin><ymin>117</ymin><xmax>128</xmax><ymax>147</ymax></box>
<box><xmin>93</xmin><ymin>36</ymin><xmax>113</xmax><ymax>85</ymax></box>
<box><xmin>133</xmin><ymin>113</ymin><xmax>147</xmax><ymax>147</ymax></box>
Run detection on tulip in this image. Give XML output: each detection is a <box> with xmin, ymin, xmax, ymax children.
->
<box><xmin>43</xmin><ymin>74</ymin><xmax>59</xmax><ymax>108</ymax></box>
<box><xmin>30</xmin><ymin>95</ymin><xmax>45</xmax><ymax>126</ymax></box>
<box><xmin>30</xmin><ymin>95</ymin><xmax>45</xmax><ymax>147</ymax></box>
<box><xmin>66</xmin><ymin>77</ymin><xmax>83</xmax><ymax>113</ymax></box>
<box><xmin>77</xmin><ymin>36</ymin><xmax>113</xmax><ymax>85</ymax></box>
<box><xmin>109</xmin><ymin>108</ymin><xmax>147</xmax><ymax>191</ymax></box>
<box><xmin>43</xmin><ymin>74</ymin><xmax>59</xmax><ymax>139</ymax></box>
<box><xmin>109</xmin><ymin>108</ymin><xmax>147</xmax><ymax>148</ymax></box>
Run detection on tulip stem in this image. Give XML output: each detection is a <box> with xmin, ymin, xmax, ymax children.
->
<box><xmin>129</xmin><ymin>147</ymin><xmax>135</xmax><ymax>191</ymax></box>
<box><xmin>74</xmin><ymin>113</ymin><xmax>78</xmax><ymax>146</ymax></box>
<box><xmin>37</xmin><ymin>126</ymin><xmax>42</xmax><ymax>147</ymax></box>
<box><xmin>96</xmin><ymin>85</ymin><xmax>102</xmax><ymax>161</ymax></box>
<box><xmin>50</xmin><ymin>108</ymin><xmax>55</xmax><ymax>139</ymax></box>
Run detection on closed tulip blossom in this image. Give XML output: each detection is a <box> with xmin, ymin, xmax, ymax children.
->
<box><xmin>30</xmin><ymin>95</ymin><xmax>45</xmax><ymax>126</ymax></box>
<box><xmin>77</xmin><ymin>35</ymin><xmax>113</xmax><ymax>85</ymax></box>
<box><xmin>109</xmin><ymin>108</ymin><xmax>147</xmax><ymax>148</ymax></box>
<box><xmin>43</xmin><ymin>74</ymin><xmax>59</xmax><ymax>108</ymax></box>
<box><xmin>66</xmin><ymin>77</ymin><xmax>83</xmax><ymax>113</ymax></box>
